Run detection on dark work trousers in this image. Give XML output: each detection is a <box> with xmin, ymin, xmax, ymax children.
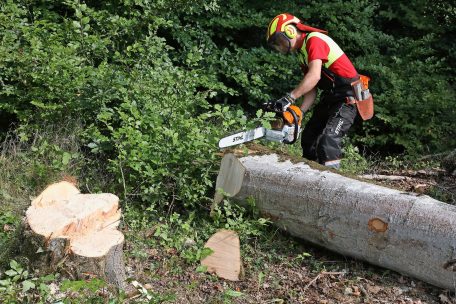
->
<box><xmin>301</xmin><ymin>94</ymin><xmax>357</xmax><ymax>166</ymax></box>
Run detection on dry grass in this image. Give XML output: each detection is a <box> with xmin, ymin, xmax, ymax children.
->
<box><xmin>0</xmin><ymin>132</ymin><xmax>35</xmax><ymax>214</ymax></box>
<box><xmin>0</xmin><ymin>122</ymin><xmax>83</xmax><ymax>214</ymax></box>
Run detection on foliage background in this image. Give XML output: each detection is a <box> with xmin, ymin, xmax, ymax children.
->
<box><xmin>1</xmin><ymin>0</ymin><xmax>455</xmax><ymax>210</ymax></box>
<box><xmin>0</xmin><ymin>1</ymin><xmax>455</xmax><ymax>301</ymax></box>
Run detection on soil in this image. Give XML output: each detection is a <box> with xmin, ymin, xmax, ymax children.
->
<box><xmin>122</xmin><ymin>231</ymin><xmax>454</xmax><ymax>304</ymax></box>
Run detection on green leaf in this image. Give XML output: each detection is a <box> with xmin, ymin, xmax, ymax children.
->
<box><xmin>22</xmin><ymin>280</ymin><xmax>35</xmax><ymax>292</ymax></box>
<box><xmin>81</xmin><ymin>17</ymin><xmax>90</xmax><ymax>25</ymax></box>
<box><xmin>200</xmin><ymin>247</ymin><xmax>214</xmax><ymax>259</ymax></box>
<box><xmin>41</xmin><ymin>274</ymin><xmax>55</xmax><ymax>282</ymax></box>
<box><xmin>39</xmin><ymin>282</ymin><xmax>50</xmax><ymax>293</ymax></box>
<box><xmin>9</xmin><ymin>260</ymin><xmax>19</xmax><ymax>271</ymax></box>
<box><xmin>72</xmin><ymin>21</ymin><xmax>81</xmax><ymax>29</ymax></box>
<box><xmin>61</xmin><ymin>279</ymin><xmax>85</xmax><ymax>292</ymax></box>
<box><xmin>258</xmin><ymin>271</ymin><xmax>265</xmax><ymax>285</ymax></box>
<box><xmin>62</xmin><ymin>152</ymin><xmax>71</xmax><ymax>165</ymax></box>
<box><xmin>195</xmin><ymin>265</ymin><xmax>207</xmax><ymax>273</ymax></box>
<box><xmin>224</xmin><ymin>289</ymin><xmax>244</xmax><ymax>297</ymax></box>
<box><xmin>5</xmin><ymin>270</ymin><xmax>17</xmax><ymax>277</ymax></box>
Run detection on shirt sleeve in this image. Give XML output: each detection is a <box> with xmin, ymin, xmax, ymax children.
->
<box><xmin>306</xmin><ymin>36</ymin><xmax>330</xmax><ymax>64</ymax></box>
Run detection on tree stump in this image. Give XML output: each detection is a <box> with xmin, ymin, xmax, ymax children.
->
<box><xmin>22</xmin><ymin>181</ymin><xmax>126</xmax><ymax>288</ymax></box>
<box><xmin>215</xmin><ymin>153</ymin><xmax>456</xmax><ymax>291</ymax></box>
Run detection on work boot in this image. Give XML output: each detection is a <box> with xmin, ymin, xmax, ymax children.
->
<box><xmin>324</xmin><ymin>159</ymin><xmax>340</xmax><ymax>170</ymax></box>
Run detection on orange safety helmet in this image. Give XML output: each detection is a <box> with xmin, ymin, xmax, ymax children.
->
<box><xmin>267</xmin><ymin>13</ymin><xmax>301</xmax><ymax>54</ymax></box>
<box><xmin>267</xmin><ymin>13</ymin><xmax>328</xmax><ymax>54</ymax></box>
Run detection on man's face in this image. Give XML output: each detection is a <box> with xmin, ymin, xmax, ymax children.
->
<box><xmin>268</xmin><ymin>32</ymin><xmax>297</xmax><ymax>55</ymax></box>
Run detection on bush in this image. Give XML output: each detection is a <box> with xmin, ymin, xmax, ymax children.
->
<box><xmin>1</xmin><ymin>0</ymin><xmax>454</xmax><ymax>213</ymax></box>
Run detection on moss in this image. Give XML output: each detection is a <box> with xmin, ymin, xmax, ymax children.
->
<box><xmin>218</xmin><ymin>143</ymin><xmax>401</xmax><ymax>191</ymax></box>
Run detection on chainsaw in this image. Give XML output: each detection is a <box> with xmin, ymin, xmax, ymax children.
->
<box><xmin>218</xmin><ymin>105</ymin><xmax>303</xmax><ymax>148</ymax></box>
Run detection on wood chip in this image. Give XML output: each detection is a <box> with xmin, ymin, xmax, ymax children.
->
<box><xmin>201</xmin><ymin>229</ymin><xmax>241</xmax><ymax>281</ymax></box>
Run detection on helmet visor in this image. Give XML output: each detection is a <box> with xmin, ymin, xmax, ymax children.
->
<box><xmin>268</xmin><ymin>32</ymin><xmax>291</xmax><ymax>54</ymax></box>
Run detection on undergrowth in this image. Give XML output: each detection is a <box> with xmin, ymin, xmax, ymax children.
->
<box><xmin>0</xmin><ymin>125</ymin><xmax>452</xmax><ymax>302</ymax></box>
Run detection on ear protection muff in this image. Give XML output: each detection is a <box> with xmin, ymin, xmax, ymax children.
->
<box><xmin>284</xmin><ymin>24</ymin><xmax>297</xmax><ymax>39</ymax></box>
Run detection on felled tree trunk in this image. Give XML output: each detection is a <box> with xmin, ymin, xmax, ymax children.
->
<box><xmin>22</xmin><ymin>181</ymin><xmax>126</xmax><ymax>288</ymax></box>
<box><xmin>215</xmin><ymin>153</ymin><xmax>456</xmax><ymax>291</ymax></box>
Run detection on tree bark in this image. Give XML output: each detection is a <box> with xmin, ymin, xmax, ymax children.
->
<box><xmin>22</xmin><ymin>181</ymin><xmax>126</xmax><ymax>288</ymax></box>
<box><xmin>215</xmin><ymin>153</ymin><xmax>456</xmax><ymax>291</ymax></box>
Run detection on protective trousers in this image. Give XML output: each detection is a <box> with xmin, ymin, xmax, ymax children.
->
<box><xmin>301</xmin><ymin>95</ymin><xmax>357</xmax><ymax>169</ymax></box>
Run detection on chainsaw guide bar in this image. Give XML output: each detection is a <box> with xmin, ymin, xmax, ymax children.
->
<box><xmin>218</xmin><ymin>127</ymin><xmax>266</xmax><ymax>148</ymax></box>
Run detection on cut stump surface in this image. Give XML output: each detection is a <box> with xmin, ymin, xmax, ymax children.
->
<box><xmin>23</xmin><ymin>181</ymin><xmax>126</xmax><ymax>288</ymax></box>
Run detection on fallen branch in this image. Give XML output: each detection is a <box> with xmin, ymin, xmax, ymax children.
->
<box><xmin>419</xmin><ymin>151</ymin><xmax>451</xmax><ymax>161</ymax></box>
<box><xmin>303</xmin><ymin>271</ymin><xmax>345</xmax><ymax>292</ymax></box>
<box><xmin>360</xmin><ymin>174</ymin><xmax>411</xmax><ymax>181</ymax></box>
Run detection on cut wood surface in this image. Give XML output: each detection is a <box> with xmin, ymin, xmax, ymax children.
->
<box><xmin>23</xmin><ymin>181</ymin><xmax>126</xmax><ymax>288</ymax></box>
<box><xmin>215</xmin><ymin>153</ymin><xmax>456</xmax><ymax>291</ymax></box>
<box><xmin>201</xmin><ymin>229</ymin><xmax>241</xmax><ymax>281</ymax></box>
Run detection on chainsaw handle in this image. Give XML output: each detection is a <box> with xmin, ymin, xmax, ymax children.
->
<box><xmin>282</xmin><ymin>107</ymin><xmax>299</xmax><ymax>145</ymax></box>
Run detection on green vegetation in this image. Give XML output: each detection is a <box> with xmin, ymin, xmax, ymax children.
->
<box><xmin>0</xmin><ymin>0</ymin><xmax>455</xmax><ymax>302</ymax></box>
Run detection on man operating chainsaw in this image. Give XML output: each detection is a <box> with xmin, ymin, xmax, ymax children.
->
<box><xmin>265</xmin><ymin>13</ymin><xmax>373</xmax><ymax>169</ymax></box>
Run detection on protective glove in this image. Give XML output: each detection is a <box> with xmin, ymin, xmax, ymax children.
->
<box><xmin>263</xmin><ymin>93</ymin><xmax>296</xmax><ymax>113</ymax></box>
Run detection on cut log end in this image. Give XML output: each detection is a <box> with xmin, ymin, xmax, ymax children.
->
<box><xmin>214</xmin><ymin>154</ymin><xmax>246</xmax><ymax>204</ymax></box>
<box><xmin>23</xmin><ymin>181</ymin><xmax>127</xmax><ymax>288</ymax></box>
<box><xmin>201</xmin><ymin>229</ymin><xmax>242</xmax><ymax>281</ymax></box>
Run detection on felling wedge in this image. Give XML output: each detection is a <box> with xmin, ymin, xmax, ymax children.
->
<box><xmin>215</xmin><ymin>153</ymin><xmax>456</xmax><ymax>291</ymax></box>
<box><xmin>23</xmin><ymin>181</ymin><xmax>126</xmax><ymax>288</ymax></box>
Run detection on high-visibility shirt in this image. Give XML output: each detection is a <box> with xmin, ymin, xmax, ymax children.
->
<box><xmin>298</xmin><ymin>32</ymin><xmax>357</xmax><ymax>79</ymax></box>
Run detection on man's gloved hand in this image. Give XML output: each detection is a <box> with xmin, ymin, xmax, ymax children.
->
<box><xmin>263</xmin><ymin>93</ymin><xmax>296</xmax><ymax>112</ymax></box>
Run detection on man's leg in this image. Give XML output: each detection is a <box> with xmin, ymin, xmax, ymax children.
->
<box><xmin>316</xmin><ymin>102</ymin><xmax>357</xmax><ymax>169</ymax></box>
<box><xmin>301</xmin><ymin>103</ymin><xmax>329</xmax><ymax>161</ymax></box>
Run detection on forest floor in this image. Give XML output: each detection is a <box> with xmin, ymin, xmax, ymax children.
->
<box><xmin>1</xmin><ymin>150</ymin><xmax>455</xmax><ymax>303</ymax></box>
<box><xmin>114</xmin><ymin>163</ymin><xmax>456</xmax><ymax>304</ymax></box>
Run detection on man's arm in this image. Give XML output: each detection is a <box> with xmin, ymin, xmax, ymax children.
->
<box><xmin>300</xmin><ymin>86</ymin><xmax>317</xmax><ymax>112</ymax></box>
<box><xmin>290</xmin><ymin>59</ymin><xmax>322</xmax><ymax>99</ymax></box>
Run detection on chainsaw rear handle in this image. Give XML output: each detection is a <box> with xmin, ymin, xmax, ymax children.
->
<box><xmin>282</xmin><ymin>107</ymin><xmax>299</xmax><ymax>145</ymax></box>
